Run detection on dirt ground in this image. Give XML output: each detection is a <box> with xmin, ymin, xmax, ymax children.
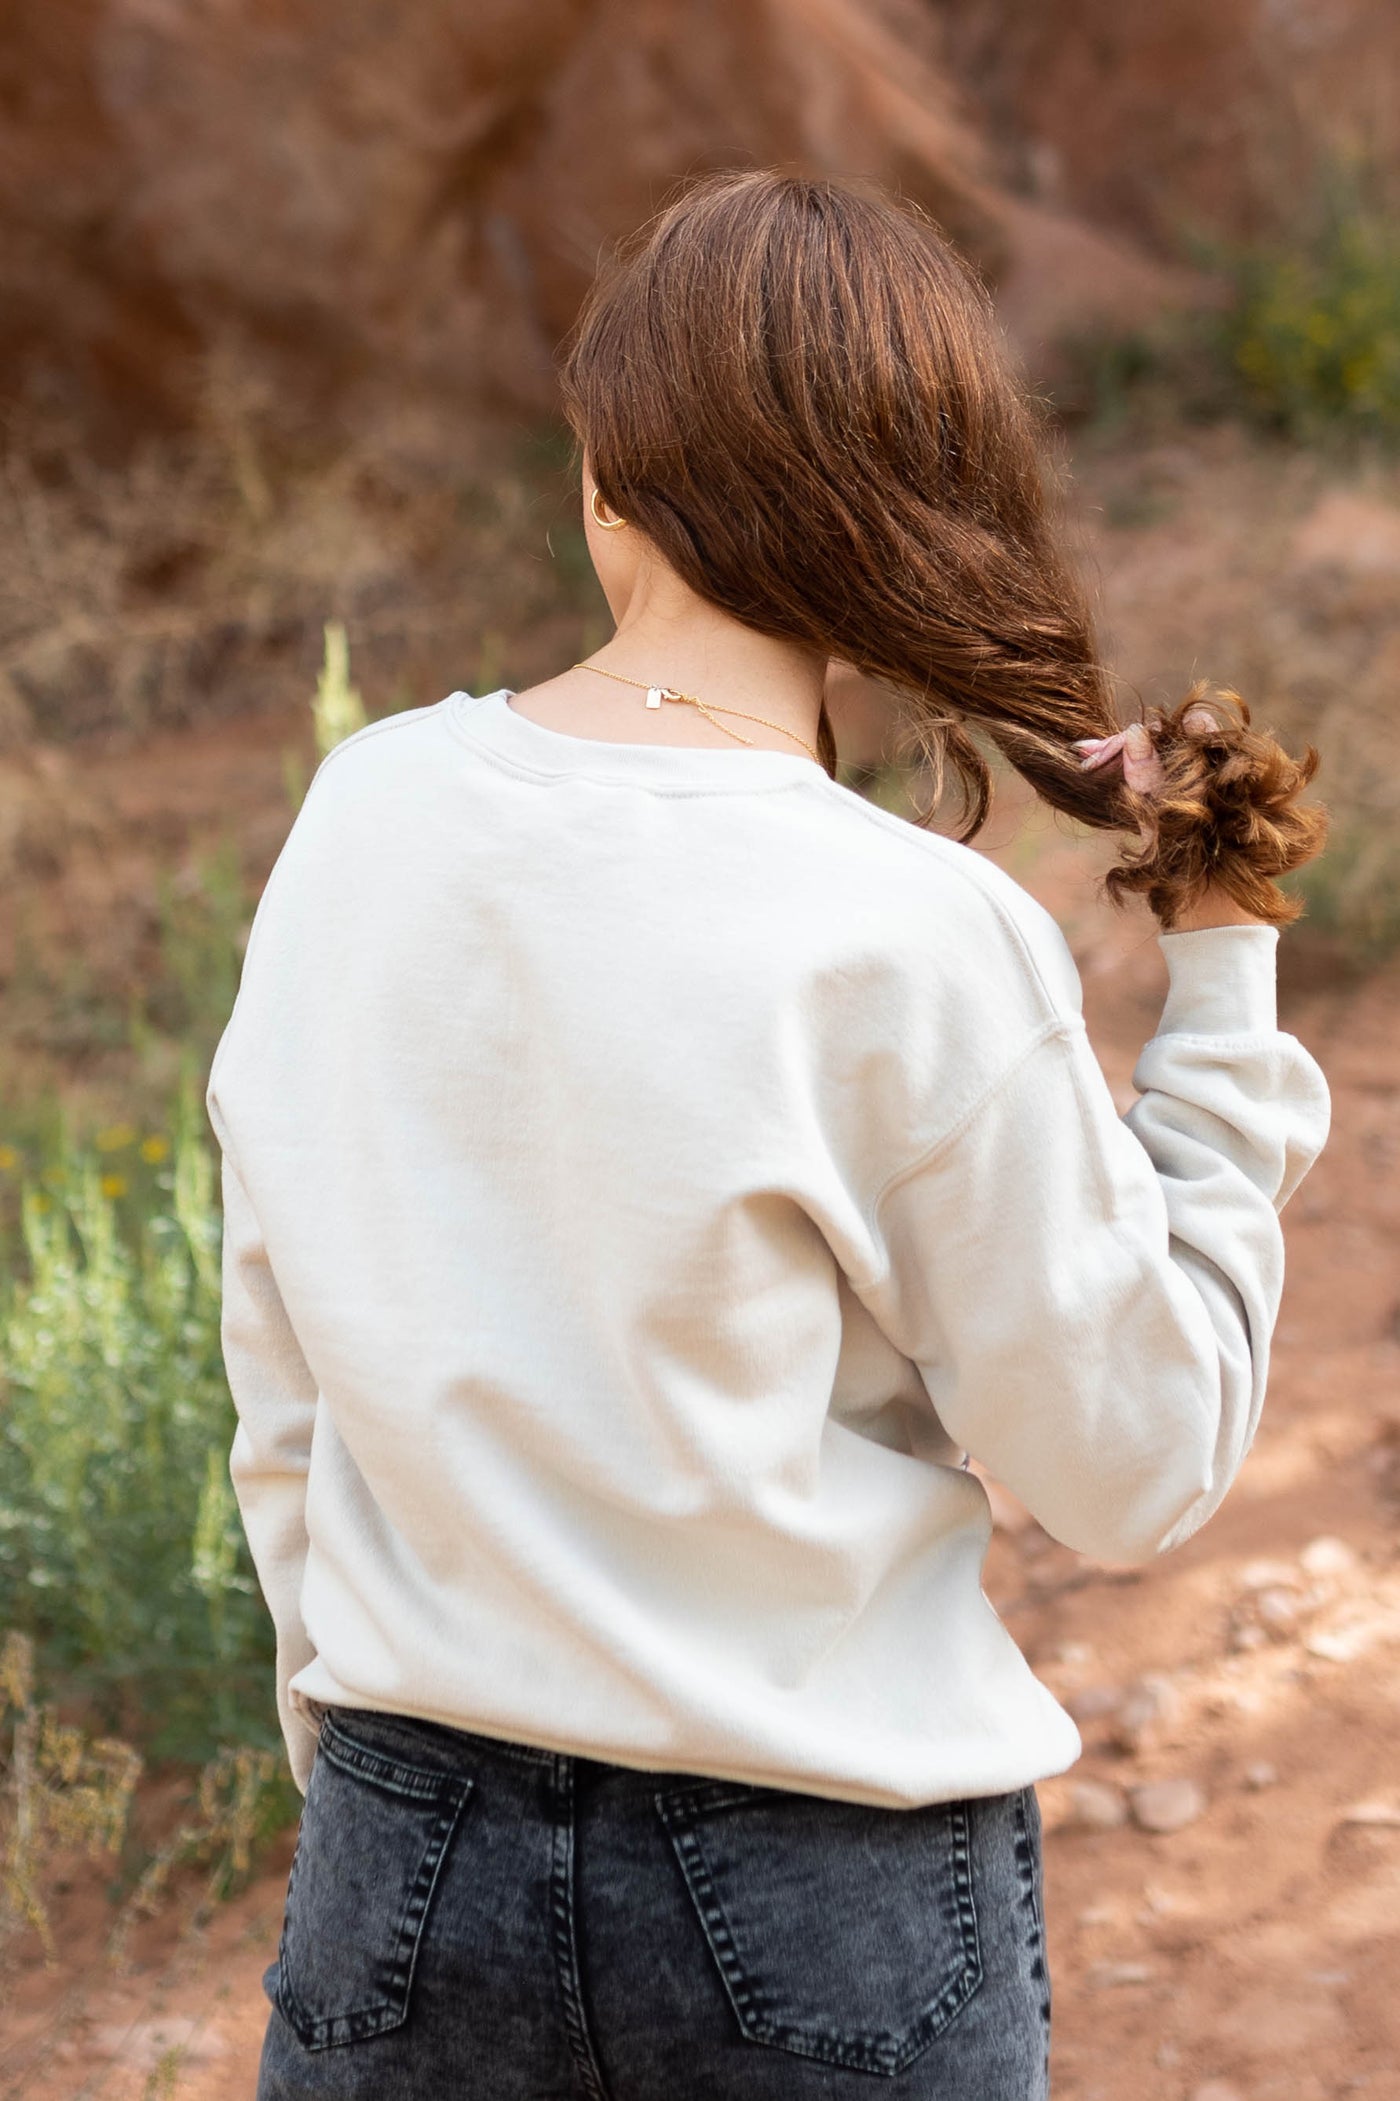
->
<box><xmin>2</xmin><ymin>437</ymin><xmax>1398</xmax><ymax>2100</ymax></box>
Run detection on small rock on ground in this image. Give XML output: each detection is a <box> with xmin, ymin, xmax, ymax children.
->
<box><xmin>1111</xmin><ymin>1672</ymin><xmax>1177</xmax><ymax>1751</ymax></box>
<box><xmin>1085</xmin><ymin>1959</ymin><xmax>1155</xmax><ymax>1989</ymax></box>
<box><xmin>1065</xmin><ymin>1683</ymin><xmax>1122</xmax><ymax>1722</ymax></box>
<box><xmin>1129</xmin><ymin>1777</ymin><xmax>1206</xmax><ymax>1833</ymax></box>
<box><xmin>1064</xmin><ymin>1778</ymin><xmax>1129</xmax><ymax>1831</ymax></box>
<box><xmin>1299</xmin><ymin>1534</ymin><xmax>1356</xmax><ymax>1579</ymax></box>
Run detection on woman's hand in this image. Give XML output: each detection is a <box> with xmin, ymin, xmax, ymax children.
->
<box><xmin>1072</xmin><ymin>720</ymin><xmax>1168</xmax><ymax>798</ymax></box>
<box><xmin>1074</xmin><ymin>706</ymin><xmax>1272</xmax><ymax>932</ymax></box>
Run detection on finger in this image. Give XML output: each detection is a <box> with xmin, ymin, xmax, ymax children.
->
<box><xmin>1121</xmin><ymin>722</ymin><xmax>1167</xmax><ymax>796</ymax></box>
<box><xmin>1075</xmin><ymin>731</ymin><xmax>1128</xmax><ymax>772</ymax></box>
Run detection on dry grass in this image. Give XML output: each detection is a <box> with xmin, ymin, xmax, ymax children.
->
<box><xmin>0</xmin><ymin>1631</ymin><xmax>292</xmax><ymax>1980</ymax></box>
<box><xmin>1064</xmin><ymin>421</ymin><xmax>1400</xmax><ymax>963</ymax></box>
<box><xmin>0</xmin><ymin>349</ymin><xmax>1396</xmax><ymax>975</ymax></box>
<box><xmin>0</xmin><ymin>348</ymin><xmax>608</xmax><ymax>753</ymax></box>
<box><xmin>0</xmin><ymin>1633</ymin><xmax>141</xmax><ymax>1968</ymax></box>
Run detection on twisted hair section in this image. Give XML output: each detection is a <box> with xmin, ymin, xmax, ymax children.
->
<box><xmin>559</xmin><ymin>169</ymin><xmax>1326</xmax><ymax>927</ymax></box>
<box><xmin>1103</xmin><ymin>685</ymin><xmax>1325</xmax><ymax>927</ymax></box>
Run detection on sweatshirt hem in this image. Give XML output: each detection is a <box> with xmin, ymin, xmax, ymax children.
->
<box><xmin>289</xmin><ymin>1674</ymin><xmax>1082</xmax><ymax>1810</ymax></box>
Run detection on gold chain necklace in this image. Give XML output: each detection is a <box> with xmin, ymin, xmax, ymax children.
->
<box><xmin>570</xmin><ymin>661</ymin><xmax>822</xmax><ymax>765</ymax></box>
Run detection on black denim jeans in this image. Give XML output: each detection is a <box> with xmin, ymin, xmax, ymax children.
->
<box><xmin>255</xmin><ymin>1705</ymin><xmax>1051</xmax><ymax>2099</ymax></box>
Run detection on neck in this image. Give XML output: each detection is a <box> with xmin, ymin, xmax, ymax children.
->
<box><xmin>590</xmin><ymin>561</ymin><xmax>827</xmax><ymax>757</ymax></box>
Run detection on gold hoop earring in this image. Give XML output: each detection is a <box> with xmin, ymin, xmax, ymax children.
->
<box><xmin>591</xmin><ymin>486</ymin><xmax>627</xmax><ymax>531</ymax></box>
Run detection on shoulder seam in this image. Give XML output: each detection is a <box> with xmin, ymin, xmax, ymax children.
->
<box><xmin>861</xmin><ymin>1014</ymin><xmax>1086</xmax><ymax>1277</ymax></box>
<box><xmin>304</xmin><ymin>700</ymin><xmax>448</xmax><ymax>796</ymax></box>
<box><xmin>801</xmin><ymin>783</ymin><xmax>1067</xmax><ymax>1022</ymax></box>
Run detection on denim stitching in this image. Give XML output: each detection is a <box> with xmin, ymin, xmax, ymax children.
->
<box><xmin>1013</xmin><ymin>1790</ymin><xmax>1052</xmax><ymax>2038</ymax></box>
<box><xmin>949</xmin><ymin>1800</ymin><xmax>982</xmax><ymax>1981</ymax></box>
<box><xmin>317</xmin><ymin>1720</ymin><xmax>468</xmax><ymax>1801</ymax></box>
<box><xmin>322</xmin><ymin>1707</ymin><xmax>557</xmax><ymax>1773</ymax></box>
<box><xmin>272</xmin><ymin>1801</ymin><xmax>309</xmax><ymax>2022</ymax></box>
<box><xmin>548</xmin><ymin>1757</ymin><xmax>612</xmax><ymax>2101</ymax></box>
<box><xmin>658</xmin><ymin>1812</ymin><xmax>766</xmax><ymax>2029</ymax></box>
<box><xmin>273</xmin><ymin>1749</ymin><xmax>474</xmax><ymax>2050</ymax></box>
<box><xmin>1012</xmin><ymin>1793</ymin><xmax>1044</xmax><ymax>1943</ymax></box>
<box><xmin>443</xmin><ymin>1731</ymin><xmax>555</xmax><ymax>1768</ymax></box>
<box><xmin>654</xmin><ymin>1790</ymin><xmax>984</xmax><ymax>2077</ymax></box>
<box><xmin>655</xmin><ymin>1780</ymin><xmax>764</xmax><ymax>1818</ymax></box>
<box><xmin>380</xmin><ymin>1795</ymin><xmax>467</xmax><ymax>2010</ymax></box>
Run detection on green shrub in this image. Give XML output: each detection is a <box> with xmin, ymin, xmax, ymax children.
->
<box><xmin>1218</xmin><ymin>206</ymin><xmax>1400</xmax><ymax>441</ymax></box>
<box><xmin>0</xmin><ymin>626</ymin><xmax>385</xmax><ymax>1775</ymax></box>
<box><xmin>1060</xmin><ymin>163</ymin><xmax>1400</xmax><ymax>446</ymax></box>
<box><xmin>0</xmin><ymin>1074</ymin><xmax>276</xmax><ymax>1766</ymax></box>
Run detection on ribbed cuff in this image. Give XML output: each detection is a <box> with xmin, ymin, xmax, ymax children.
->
<box><xmin>1155</xmin><ymin>923</ymin><xmax>1280</xmax><ymax>1036</ymax></box>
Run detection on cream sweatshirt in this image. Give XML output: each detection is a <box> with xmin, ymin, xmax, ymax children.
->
<box><xmin>206</xmin><ymin>689</ymin><xmax>1330</xmax><ymax>1804</ymax></box>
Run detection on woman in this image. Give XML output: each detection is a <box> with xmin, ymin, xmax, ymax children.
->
<box><xmin>208</xmin><ymin>171</ymin><xmax>1330</xmax><ymax>2099</ymax></box>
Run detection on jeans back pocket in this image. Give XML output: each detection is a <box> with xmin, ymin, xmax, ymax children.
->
<box><xmin>655</xmin><ymin>1778</ymin><xmax>982</xmax><ymax>2077</ymax></box>
<box><xmin>273</xmin><ymin>1712</ymin><xmax>475</xmax><ymax>2051</ymax></box>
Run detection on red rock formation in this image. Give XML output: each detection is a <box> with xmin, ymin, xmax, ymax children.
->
<box><xmin>2</xmin><ymin>0</ymin><xmax>1394</xmax><ymax>446</ymax></box>
<box><xmin>0</xmin><ymin>0</ymin><xmax>1212</xmax><ymax>445</ymax></box>
<box><xmin>933</xmin><ymin>0</ymin><xmax>1400</xmax><ymax>253</ymax></box>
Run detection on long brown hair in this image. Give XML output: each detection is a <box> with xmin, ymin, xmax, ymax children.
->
<box><xmin>559</xmin><ymin>169</ymin><xmax>1324</xmax><ymax>928</ymax></box>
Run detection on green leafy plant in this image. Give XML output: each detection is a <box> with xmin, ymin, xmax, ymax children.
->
<box><xmin>1060</xmin><ymin>159</ymin><xmax>1400</xmax><ymax>446</ymax></box>
<box><xmin>0</xmin><ymin>1076</ymin><xmax>276</xmax><ymax>1764</ymax></box>
<box><xmin>1217</xmin><ymin>199</ymin><xmax>1400</xmax><ymax>441</ymax></box>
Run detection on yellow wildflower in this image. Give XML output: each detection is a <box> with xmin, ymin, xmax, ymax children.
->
<box><xmin>96</xmin><ymin>1123</ymin><xmax>138</xmax><ymax>1153</ymax></box>
<box><xmin>100</xmin><ymin>1174</ymin><xmax>128</xmax><ymax>1200</ymax></box>
<box><xmin>0</xmin><ymin>1144</ymin><xmax>19</xmax><ymax>1172</ymax></box>
<box><xmin>139</xmin><ymin>1135</ymin><xmax>170</xmax><ymax>1164</ymax></box>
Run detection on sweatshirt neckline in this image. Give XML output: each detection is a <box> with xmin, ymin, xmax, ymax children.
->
<box><xmin>447</xmin><ymin>689</ymin><xmax>823</xmax><ymax>794</ymax></box>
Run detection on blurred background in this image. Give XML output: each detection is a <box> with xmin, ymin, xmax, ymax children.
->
<box><xmin>1</xmin><ymin>4</ymin><xmax>1397</xmax><ymax>2097</ymax></box>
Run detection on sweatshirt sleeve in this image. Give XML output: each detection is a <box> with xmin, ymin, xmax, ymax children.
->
<box><xmin>860</xmin><ymin>923</ymin><xmax>1331</xmax><ymax>1566</ymax></box>
<box><xmin>211</xmin><ymin>1120</ymin><xmax>323</xmax><ymax>1791</ymax></box>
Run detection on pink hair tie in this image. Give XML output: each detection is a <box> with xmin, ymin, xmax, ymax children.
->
<box><xmin>1072</xmin><ymin>721</ymin><xmax>1166</xmax><ymax>797</ymax></box>
<box><xmin>1074</xmin><ymin>705</ymin><xmax>1220</xmax><ymax>797</ymax></box>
